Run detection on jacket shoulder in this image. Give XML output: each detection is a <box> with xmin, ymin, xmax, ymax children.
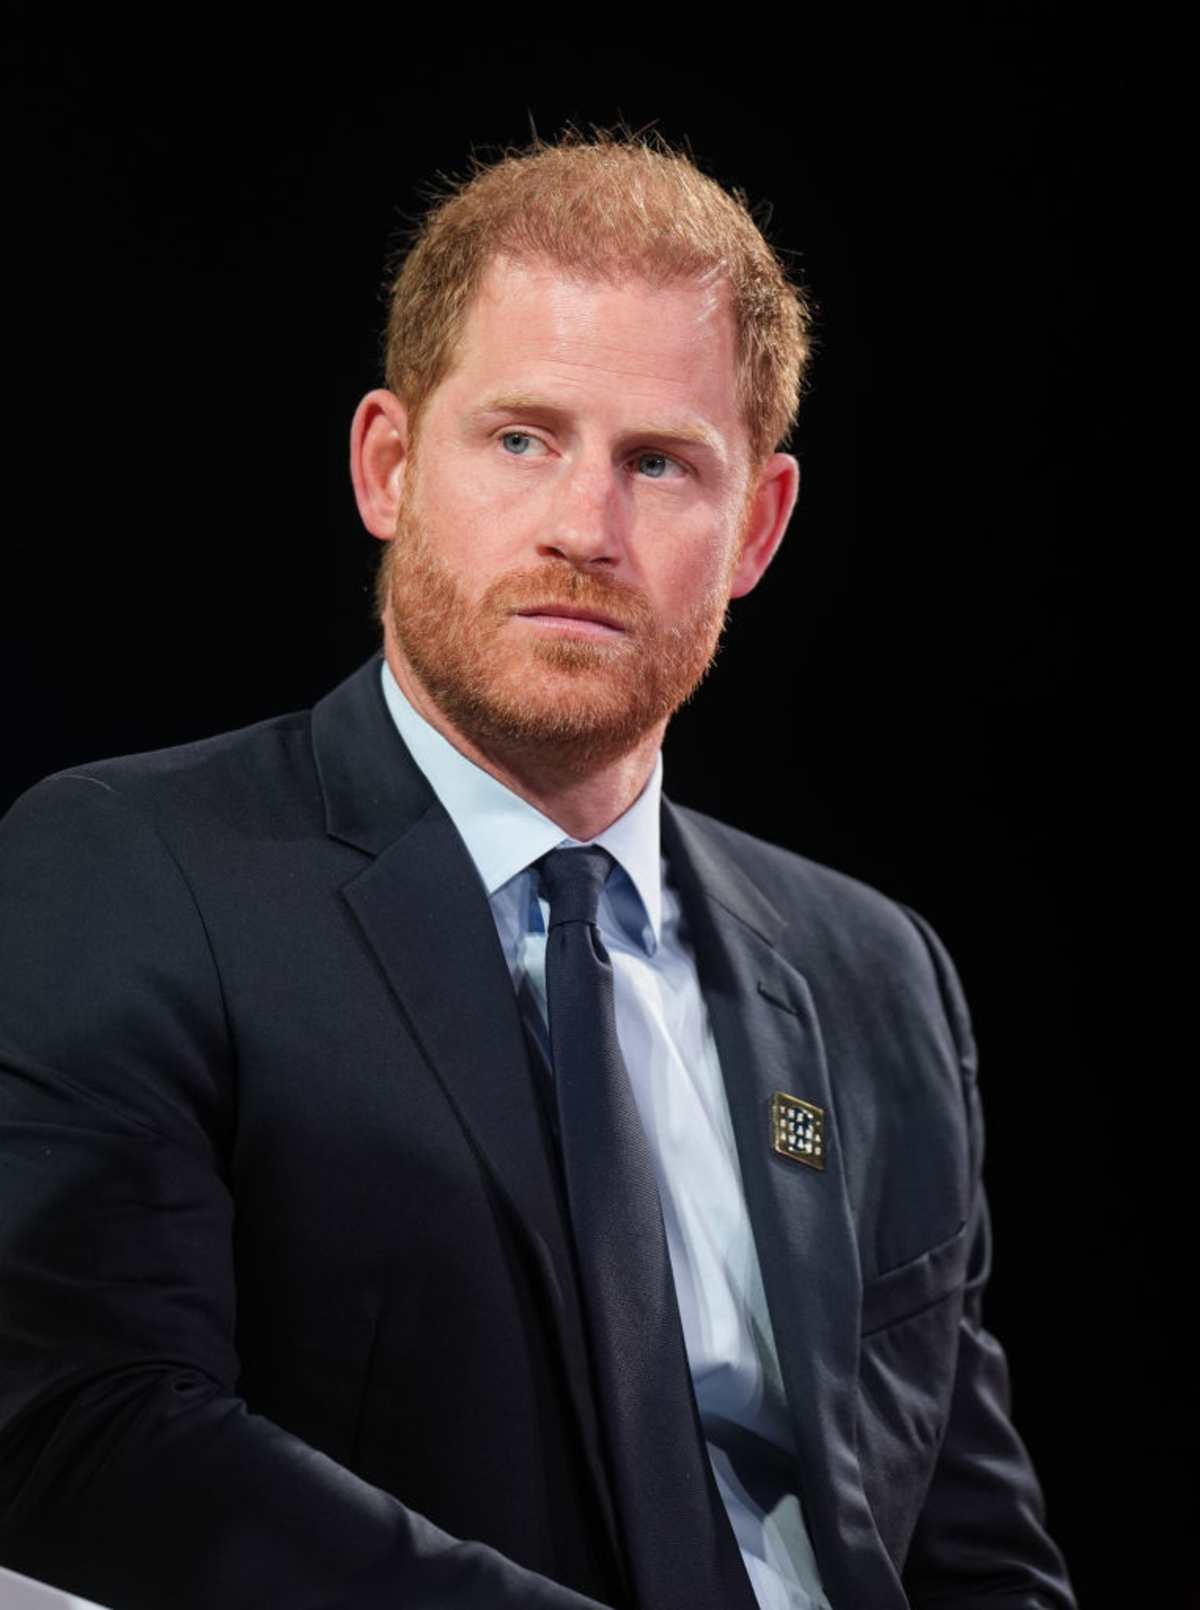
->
<box><xmin>672</xmin><ymin>803</ymin><xmax>917</xmax><ymax>945</ymax></box>
<box><xmin>669</xmin><ymin>804</ymin><xmax>972</xmax><ymax>1055</ymax></box>
<box><xmin>2</xmin><ymin>705</ymin><xmax>321</xmax><ymax>847</ymax></box>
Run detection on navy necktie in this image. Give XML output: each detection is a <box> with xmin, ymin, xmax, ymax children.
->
<box><xmin>538</xmin><ymin>846</ymin><xmax>757</xmax><ymax>1610</ymax></box>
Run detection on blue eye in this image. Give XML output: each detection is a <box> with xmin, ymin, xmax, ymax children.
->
<box><xmin>636</xmin><ymin>453</ymin><xmax>672</xmax><ymax>479</ymax></box>
<box><xmin>501</xmin><ymin>432</ymin><xmax>534</xmax><ymax>455</ymax></box>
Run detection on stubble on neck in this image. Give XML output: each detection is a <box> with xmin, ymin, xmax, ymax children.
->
<box><xmin>382</xmin><ymin>615</ymin><xmax>670</xmax><ymax>842</ymax></box>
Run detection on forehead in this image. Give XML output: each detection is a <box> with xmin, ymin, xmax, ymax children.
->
<box><xmin>440</xmin><ymin>254</ymin><xmax>743</xmax><ymax>438</ymax></box>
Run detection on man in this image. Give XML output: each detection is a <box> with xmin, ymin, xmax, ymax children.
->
<box><xmin>0</xmin><ymin>135</ymin><xmax>1074</xmax><ymax>1609</ymax></box>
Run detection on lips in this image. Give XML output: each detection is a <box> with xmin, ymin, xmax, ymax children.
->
<box><xmin>515</xmin><ymin>603</ymin><xmax>629</xmax><ymax>633</ymax></box>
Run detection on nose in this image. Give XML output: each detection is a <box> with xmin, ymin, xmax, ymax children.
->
<box><xmin>537</xmin><ymin>455</ymin><xmax>622</xmax><ymax>568</ymax></box>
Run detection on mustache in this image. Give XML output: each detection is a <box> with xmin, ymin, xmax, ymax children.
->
<box><xmin>482</xmin><ymin>565</ymin><xmax>651</xmax><ymax>632</ymax></box>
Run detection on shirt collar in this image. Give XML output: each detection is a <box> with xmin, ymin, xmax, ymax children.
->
<box><xmin>380</xmin><ymin>660</ymin><xmax>663</xmax><ymax>952</ymax></box>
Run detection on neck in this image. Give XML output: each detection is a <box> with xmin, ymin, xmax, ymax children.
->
<box><xmin>385</xmin><ymin>646</ymin><xmax>663</xmax><ymax>841</ymax></box>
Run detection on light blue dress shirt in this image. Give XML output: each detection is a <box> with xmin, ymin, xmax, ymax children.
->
<box><xmin>381</xmin><ymin>662</ymin><xmax>829</xmax><ymax>1610</ymax></box>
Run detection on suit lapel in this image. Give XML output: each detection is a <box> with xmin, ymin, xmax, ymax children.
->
<box><xmin>310</xmin><ymin>659</ymin><xmax>621</xmax><ymax>1575</ymax></box>
<box><xmin>340</xmin><ymin>803</ymin><xmax>563</xmax><ymax>1269</ymax></box>
<box><xmin>663</xmin><ymin>803</ymin><xmax>908</xmax><ymax>1610</ymax></box>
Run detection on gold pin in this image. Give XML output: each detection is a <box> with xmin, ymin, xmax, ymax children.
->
<box><xmin>771</xmin><ymin>1091</ymin><xmax>826</xmax><ymax>1170</ymax></box>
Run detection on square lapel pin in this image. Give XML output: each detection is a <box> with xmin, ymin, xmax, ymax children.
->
<box><xmin>771</xmin><ymin>1091</ymin><xmax>826</xmax><ymax>1170</ymax></box>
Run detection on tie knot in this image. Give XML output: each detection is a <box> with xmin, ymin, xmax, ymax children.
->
<box><xmin>537</xmin><ymin>845</ymin><xmax>614</xmax><ymax>929</ymax></box>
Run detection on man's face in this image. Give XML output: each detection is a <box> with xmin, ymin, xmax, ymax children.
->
<box><xmin>380</xmin><ymin>254</ymin><xmax>760</xmax><ymax>769</ymax></box>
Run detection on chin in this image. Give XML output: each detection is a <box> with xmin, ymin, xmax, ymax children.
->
<box><xmin>441</xmin><ymin>670</ymin><xmax>664</xmax><ymax>767</ymax></box>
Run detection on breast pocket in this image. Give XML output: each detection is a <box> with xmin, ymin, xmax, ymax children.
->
<box><xmin>860</xmin><ymin>1218</ymin><xmax>971</xmax><ymax>1338</ymax></box>
<box><xmin>857</xmin><ymin>1219</ymin><xmax>972</xmax><ymax>1567</ymax></box>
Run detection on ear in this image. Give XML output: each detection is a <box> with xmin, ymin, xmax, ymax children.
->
<box><xmin>728</xmin><ymin>452</ymin><xmax>800</xmax><ymax>598</ymax></box>
<box><xmin>350</xmin><ymin>389</ymin><xmax>411</xmax><ymax>540</ymax></box>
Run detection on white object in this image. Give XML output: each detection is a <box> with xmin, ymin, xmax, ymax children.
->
<box><xmin>0</xmin><ymin>1566</ymin><xmax>111</xmax><ymax>1610</ymax></box>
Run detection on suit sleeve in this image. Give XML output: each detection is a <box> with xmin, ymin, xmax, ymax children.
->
<box><xmin>899</xmin><ymin>910</ymin><xmax>1076</xmax><ymax>1610</ymax></box>
<box><xmin>0</xmin><ymin>775</ymin><xmax>611</xmax><ymax>1610</ymax></box>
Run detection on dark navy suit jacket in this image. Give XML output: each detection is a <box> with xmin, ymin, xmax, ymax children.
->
<box><xmin>0</xmin><ymin>656</ymin><xmax>1074</xmax><ymax>1609</ymax></box>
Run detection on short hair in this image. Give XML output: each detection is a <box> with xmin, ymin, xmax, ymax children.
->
<box><xmin>383</xmin><ymin>131</ymin><xmax>813</xmax><ymax>466</ymax></box>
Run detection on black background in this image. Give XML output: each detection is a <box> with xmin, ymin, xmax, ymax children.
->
<box><xmin>4</xmin><ymin>12</ymin><xmax>1158</xmax><ymax>1606</ymax></box>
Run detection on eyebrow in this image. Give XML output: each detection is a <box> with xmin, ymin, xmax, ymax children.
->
<box><xmin>468</xmin><ymin>391</ymin><xmax>726</xmax><ymax>458</ymax></box>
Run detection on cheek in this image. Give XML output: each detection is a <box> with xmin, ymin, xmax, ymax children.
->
<box><xmin>424</xmin><ymin>465</ymin><xmax>539</xmax><ymax>565</ymax></box>
<box><xmin>644</xmin><ymin>519</ymin><xmax>741</xmax><ymax>604</ymax></box>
